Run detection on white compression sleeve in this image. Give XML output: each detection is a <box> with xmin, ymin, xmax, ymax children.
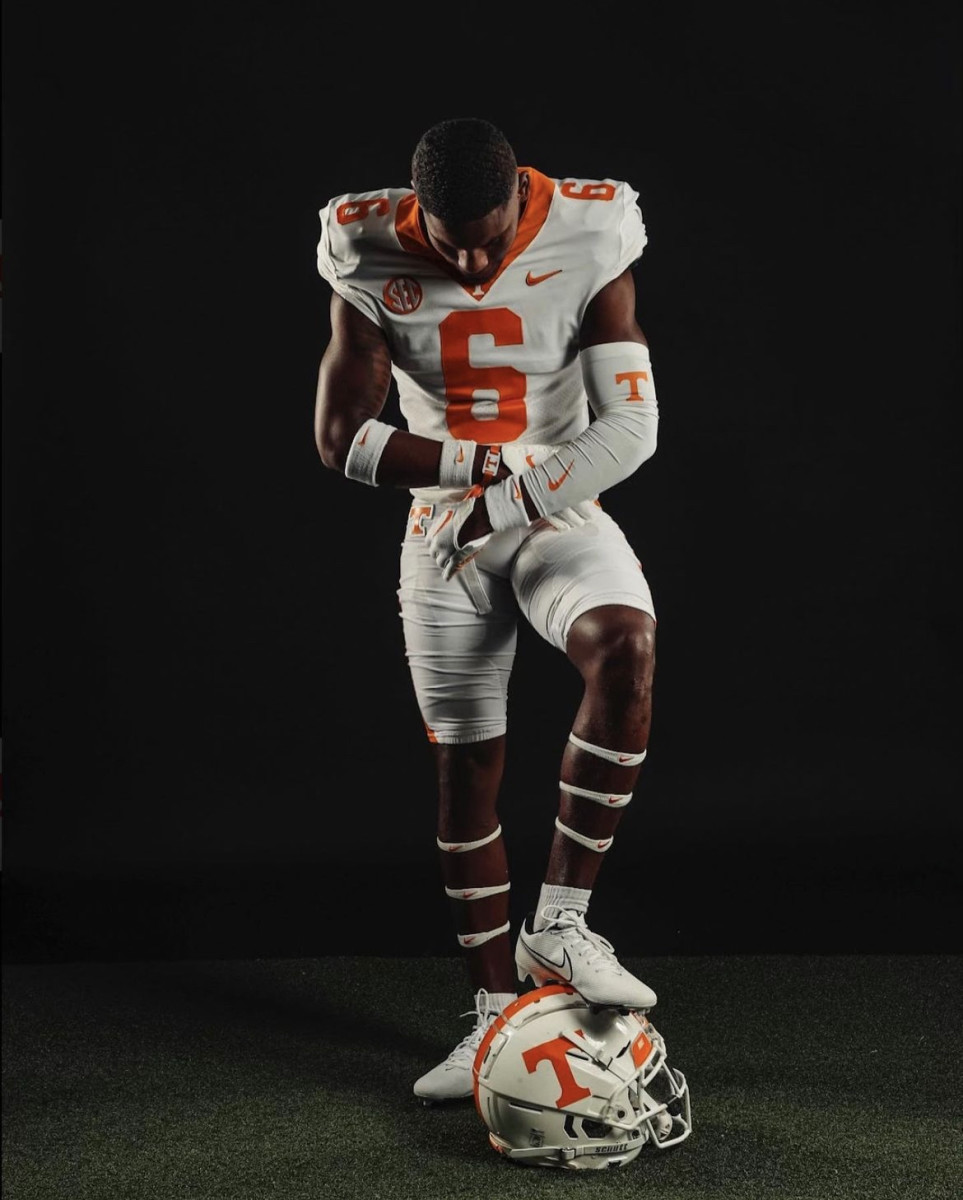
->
<box><xmin>484</xmin><ymin>342</ymin><xmax>658</xmax><ymax>530</ymax></box>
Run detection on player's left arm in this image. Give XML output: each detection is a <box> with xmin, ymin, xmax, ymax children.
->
<box><xmin>456</xmin><ymin>267</ymin><xmax>658</xmax><ymax>543</ymax></box>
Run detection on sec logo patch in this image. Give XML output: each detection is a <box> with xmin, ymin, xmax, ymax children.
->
<box><xmin>383</xmin><ymin>276</ymin><xmax>423</xmax><ymax>314</ymax></box>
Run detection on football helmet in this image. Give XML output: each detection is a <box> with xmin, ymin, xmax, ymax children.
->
<box><xmin>472</xmin><ymin>984</ymin><xmax>691</xmax><ymax>1170</ymax></box>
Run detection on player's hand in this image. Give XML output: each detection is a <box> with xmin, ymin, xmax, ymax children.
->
<box><xmin>544</xmin><ymin>500</ymin><xmax>601</xmax><ymax>531</ymax></box>
<box><xmin>427</xmin><ymin>486</ymin><xmax>493</xmax><ymax>580</ymax></box>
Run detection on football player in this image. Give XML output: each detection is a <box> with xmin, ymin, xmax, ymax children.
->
<box><xmin>314</xmin><ymin>118</ymin><xmax>662</xmax><ymax>1103</ymax></box>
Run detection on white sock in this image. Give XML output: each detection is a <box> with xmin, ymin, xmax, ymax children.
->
<box><xmin>533</xmin><ymin>884</ymin><xmax>591</xmax><ymax>930</ymax></box>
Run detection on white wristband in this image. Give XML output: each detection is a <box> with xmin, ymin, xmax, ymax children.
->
<box><xmin>344</xmin><ymin>418</ymin><xmax>396</xmax><ymax>486</ymax></box>
<box><xmin>484</xmin><ymin>476</ymin><xmax>530</xmax><ymax>531</ymax></box>
<box><xmin>438</xmin><ymin>438</ymin><xmax>477</xmax><ymax>488</ymax></box>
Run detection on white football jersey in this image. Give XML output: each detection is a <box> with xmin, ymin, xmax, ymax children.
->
<box><xmin>316</xmin><ymin>167</ymin><xmax>647</xmax><ymax>503</ymax></box>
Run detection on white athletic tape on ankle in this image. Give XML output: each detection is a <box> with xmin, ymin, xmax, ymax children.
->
<box><xmin>445</xmin><ymin>882</ymin><xmax>511</xmax><ymax>899</ymax></box>
<box><xmin>438</xmin><ymin>437</ymin><xmax>477</xmax><ymax>488</ymax></box>
<box><xmin>568</xmin><ymin>732</ymin><xmax>647</xmax><ymax>766</ymax></box>
<box><xmin>436</xmin><ymin>824</ymin><xmax>502</xmax><ymax>853</ymax></box>
<box><xmin>560</xmin><ymin>781</ymin><xmax>633</xmax><ymax>808</ymax></box>
<box><xmin>555</xmin><ymin>816</ymin><xmax>614</xmax><ymax>852</ymax></box>
<box><xmin>344</xmin><ymin>418</ymin><xmax>396</xmax><ymax>486</ymax></box>
<box><xmin>457</xmin><ymin>921</ymin><xmax>511</xmax><ymax>948</ymax></box>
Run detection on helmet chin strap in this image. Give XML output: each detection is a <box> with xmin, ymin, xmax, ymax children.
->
<box><xmin>492</xmin><ymin>1136</ymin><xmax>645</xmax><ymax>1164</ymax></box>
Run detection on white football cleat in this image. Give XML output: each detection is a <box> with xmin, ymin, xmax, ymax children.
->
<box><xmin>413</xmin><ymin>988</ymin><xmax>505</xmax><ymax>1104</ymax></box>
<box><xmin>515</xmin><ymin>905</ymin><xmax>658</xmax><ymax>1012</ymax></box>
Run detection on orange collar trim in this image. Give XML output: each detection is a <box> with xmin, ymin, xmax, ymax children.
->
<box><xmin>394</xmin><ymin>167</ymin><xmax>555</xmax><ymax>299</ymax></box>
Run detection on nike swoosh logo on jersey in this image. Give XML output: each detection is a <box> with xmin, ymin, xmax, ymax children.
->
<box><xmin>522</xmin><ymin>937</ymin><xmax>574</xmax><ymax>982</ymax></box>
<box><xmin>547</xmin><ymin>460</ymin><xmax>575</xmax><ymax>490</ymax></box>
<box><xmin>456</xmin><ymin>446</ymin><xmax>465</xmax><ymax>463</ymax></box>
<box><xmin>459</xmin><ymin>890</ymin><xmax>477</xmax><ymax>898</ymax></box>
<box><xmin>526</xmin><ymin>268</ymin><xmax>563</xmax><ymax>286</ymax></box>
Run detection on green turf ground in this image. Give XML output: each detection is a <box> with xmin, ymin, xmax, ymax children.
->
<box><xmin>2</xmin><ymin>954</ymin><xmax>960</xmax><ymax>1199</ymax></box>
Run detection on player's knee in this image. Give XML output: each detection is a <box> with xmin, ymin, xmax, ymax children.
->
<box><xmin>435</xmin><ymin>739</ymin><xmax>505</xmax><ymax>784</ymax></box>
<box><xmin>567</xmin><ymin>609</ymin><xmax>655</xmax><ymax>689</ymax></box>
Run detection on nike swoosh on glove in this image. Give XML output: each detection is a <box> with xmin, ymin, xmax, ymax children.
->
<box><xmin>427</xmin><ymin>486</ymin><xmax>492</xmax><ymax>581</ymax></box>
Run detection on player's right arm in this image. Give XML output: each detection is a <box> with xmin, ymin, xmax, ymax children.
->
<box><xmin>315</xmin><ymin>292</ymin><xmax>439</xmax><ymax>485</ymax></box>
<box><xmin>314</xmin><ymin>292</ymin><xmax>510</xmax><ymax>490</ymax></box>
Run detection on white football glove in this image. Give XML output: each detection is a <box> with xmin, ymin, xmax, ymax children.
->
<box><xmin>427</xmin><ymin>487</ymin><xmax>492</xmax><ymax>581</ymax></box>
<box><xmin>544</xmin><ymin>500</ymin><xmax>601</xmax><ymax>531</ymax></box>
<box><xmin>501</xmin><ymin>442</ymin><xmax>558</xmax><ymax>473</ymax></box>
<box><xmin>501</xmin><ymin>444</ymin><xmax>600</xmax><ymax>532</ymax></box>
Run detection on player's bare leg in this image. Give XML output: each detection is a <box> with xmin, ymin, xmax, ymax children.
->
<box><xmin>553</xmin><ymin>605</ymin><xmax>655</xmax><ymax>887</ymax></box>
<box><xmin>414</xmin><ymin>735</ymin><xmax>518</xmax><ymax>1102</ymax></box>
<box><xmin>434</xmin><ymin>736</ymin><xmax>517</xmax><ymax>994</ymax></box>
<box><xmin>515</xmin><ymin>605</ymin><xmax>659</xmax><ymax>1010</ymax></box>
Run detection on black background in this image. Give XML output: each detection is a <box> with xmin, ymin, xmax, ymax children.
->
<box><xmin>3</xmin><ymin>1</ymin><xmax>960</xmax><ymax>961</ymax></box>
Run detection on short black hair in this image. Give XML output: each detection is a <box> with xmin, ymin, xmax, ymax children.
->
<box><xmin>411</xmin><ymin>117</ymin><xmax>518</xmax><ymax>225</ymax></box>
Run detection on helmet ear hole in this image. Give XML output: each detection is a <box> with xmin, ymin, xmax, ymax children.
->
<box><xmin>581</xmin><ymin>1119</ymin><xmax>610</xmax><ymax>1139</ymax></box>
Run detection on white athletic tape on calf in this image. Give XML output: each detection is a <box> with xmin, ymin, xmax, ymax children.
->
<box><xmin>555</xmin><ymin>816</ymin><xmax>614</xmax><ymax>852</ymax></box>
<box><xmin>457</xmin><ymin>921</ymin><xmax>511</xmax><ymax>948</ymax></box>
<box><xmin>568</xmin><ymin>732</ymin><xmax>647</xmax><ymax>766</ymax></box>
<box><xmin>436</xmin><ymin>824</ymin><xmax>502</xmax><ymax>853</ymax></box>
<box><xmin>445</xmin><ymin>882</ymin><xmax>511</xmax><ymax>899</ymax></box>
<box><xmin>560</xmin><ymin>781</ymin><xmax>633</xmax><ymax>808</ymax></box>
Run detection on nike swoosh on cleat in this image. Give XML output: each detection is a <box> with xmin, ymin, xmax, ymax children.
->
<box><xmin>521</xmin><ymin>939</ymin><xmax>574</xmax><ymax>982</ymax></box>
<box><xmin>526</xmin><ymin>269</ymin><xmax>563</xmax><ymax>286</ymax></box>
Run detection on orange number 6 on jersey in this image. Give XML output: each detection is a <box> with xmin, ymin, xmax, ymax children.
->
<box><xmin>440</xmin><ymin>309</ymin><xmax>528</xmax><ymax>441</ymax></box>
<box><xmin>336</xmin><ymin>198</ymin><xmax>390</xmax><ymax>224</ymax></box>
<box><xmin>560</xmin><ymin>181</ymin><xmax>616</xmax><ymax>201</ymax></box>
